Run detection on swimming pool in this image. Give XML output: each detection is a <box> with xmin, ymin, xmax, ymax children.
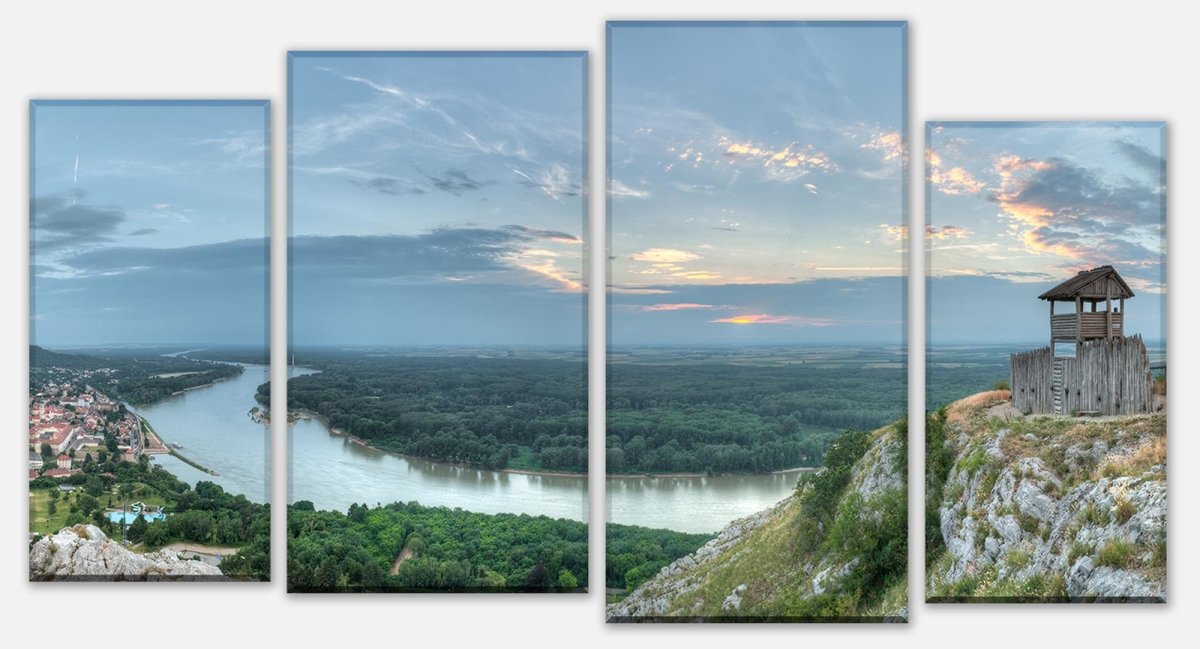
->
<box><xmin>106</xmin><ymin>511</ymin><xmax>166</xmax><ymax>525</ymax></box>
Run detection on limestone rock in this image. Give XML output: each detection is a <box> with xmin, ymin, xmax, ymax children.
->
<box><xmin>30</xmin><ymin>525</ymin><xmax>224</xmax><ymax>580</ymax></box>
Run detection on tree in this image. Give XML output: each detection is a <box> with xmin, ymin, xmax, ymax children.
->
<box><xmin>127</xmin><ymin>514</ymin><xmax>148</xmax><ymax>542</ymax></box>
<box><xmin>523</xmin><ymin>563</ymin><xmax>550</xmax><ymax>592</ymax></box>
<box><xmin>361</xmin><ymin>559</ymin><xmax>386</xmax><ymax>591</ymax></box>
<box><xmin>84</xmin><ymin>475</ymin><xmax>104</xmax><ymax>497</ymax></box>
<box><xmin>557</xmin><ymin>568</ymin><xmax>579</xmax><ymax>591</ymax></box>
<box><xmin>40</xmin><ymin>443</ymin><xmax>52</xmax><ymax>458</ymax></box>
<box><xmin>77</xmin><ymin>494</ymin><xmax>98</xmax><ymax>517</ymax></box>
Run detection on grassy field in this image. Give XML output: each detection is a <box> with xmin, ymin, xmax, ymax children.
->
<box><xmin>28</xmin><ymin>489</ymin><xmax>75</xmax><ymax>536</ymax></box>
<box><xmin>29</xmin><ymin>483</ymin><xmax>171</xmax><ymax>536</ymax></box>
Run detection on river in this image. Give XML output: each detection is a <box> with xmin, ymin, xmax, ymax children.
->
<box><xmin>134</xmin><ymin>362</ymin><xmax>801</xmax><ymax>533</ymax></box>
<box><xmin>131</xmin><ymin>363</ymin><xmax>270</xmax><ymax>503</ymax></box>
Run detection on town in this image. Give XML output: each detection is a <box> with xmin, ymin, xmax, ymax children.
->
<box><xmin>28</xmin><ymin>365</ymin><xmax>171</xmax><ymax>482</ymax></box>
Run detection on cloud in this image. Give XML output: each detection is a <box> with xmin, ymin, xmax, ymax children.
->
<box><xmin>879</xmin><ymin>224</ymin><xmax>907</xmax><ymax>241</ymax></box>
<box><xmin>32</xmin><ymin>195</ymin><xmax>126</xmax><ymax>252</ymax></box>
<box><xmin>354</xmin><ymin>176</ymin><xmax>426</xmax><ymax>196</ymax></box>
<box><xmin>58</xmin><ymin>238</ymin><xmax>267</xmax><ymax>275</ymax></box>
<box><xmin>127</xmin><ymin>228</ymin><xmax>159</xmax><ymax>236</ymax></box>
<box><xmin>608</xmin><ymin>285</ymin><xmax>673</xmax><ymax>295</ymax></box>
<box><xmin>425</xmin><ymin>169</ymin><xmax>487</xmax><ymax>196</ymax></box>
<box><xmin>352</xmin><ymin>169</ymin><xmax>490</xmax><ymax>197</ymax></box>
<box><xmin>609</xmin><ymin>179</ymin><xmax>650</xmax><ymax>199</ymax></box>
<box><xmin>860</xmin><ymin>131</ymin><xmax>904</xmax><ymax>162</ymax></box>
<box><xmin>711</xmin><ymin>313</ymin><xmax>835</xmax><ymax>326</ymax></box>
<box><xmin>1113</xmin><ymin>139</ymin><xmax>1164</xmax><ymax>175</ymax></box>
<box><xmin>718</xmin><ymin>136</ymin><xmax>836</xmax><ymax>180</ymax></box>
<box><xmin>989</xmin><ymin>156</ymin><xmax>1163</xmax><ymax>270</ymax></box>
<box><xmin>629</xmin><ymin>248</ymin><xmax>700</xmax><ymax>263</ymax></box>
<box><xmin>641</xmin><ymin>303</ymin><xmax>724</xmax><ymax>312</ymax></box>
<box><xmin>191</xmin><ymin>131</ymin><xmax>266</xmax><ymax>167</ymax></box>
<box><xmin>927</xmin><ymin>147</ymin><xmax>986</xmax><ymax>195</ymax></box>
<box><xmin>926</xmin><ymin>225</ymin><xmax>968</xmax><ymax>240</ymax></box>
<box><xmin>502</xmin><ymin>224</ymin><xmax>581</xmax><ymax>244</ymax></box>
<box><xmin>512</xmin><ymin>163</ymin><xmax>580</xmax><ymax>201</ymax></box>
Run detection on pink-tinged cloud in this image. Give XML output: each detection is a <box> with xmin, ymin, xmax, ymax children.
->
<box><xmin>515</xmin><ymin>258</ymin><xmax>583</xmax><ymax>292</ymax></box>
<box><xmin>927</xmin><ymin>147</ymin><xmax>986</xmax><ymax>195</ymax></box>
<box><xmin>641</xmin><ymin>303</ymin><xmax>718</xmax><ymax>312</ymax></box>
<box><xmin>930</xmin><ymin>166</ymin><xmax>986</xmax><ymax>195</ymax></box>
<box><xmin>926</xmin><ymin>225</ymin><xmax>969</xmax><ymax>240</ymax></box>
<box><xmin>629</xmin><ymin>248</ymin><xmax>701</xmax><ymax>263</ymax></box>
<box><xmin>880</xmin><ymin>224</ymin><xmax>908</xmax><ymax>241</ymax></box>
<box><xmin>711</xmin><ymin>313</ymin><xmax>835</xmax><ymax>326</ymax></box>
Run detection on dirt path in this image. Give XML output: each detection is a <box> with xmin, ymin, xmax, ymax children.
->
<box><xmin>162</xmin><ymin>542</ymin><xmax>240</xmax><ymax>557</ymax></box>
<box><xmin>389</xmin><ymin>548</ymin><xmax>414</xmax><ymax>575</ymax></box>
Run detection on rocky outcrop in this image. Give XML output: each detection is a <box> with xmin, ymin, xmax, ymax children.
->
<box><xmin>30</xmin><ymin>525</ymin><xmax>225</xmax><ymax>580</ymax></box>
<box><xmin>929</xmin><ymin>392</ymin><xmax>1166</xmax><ymax>602</ymax></box>
<box><xmin>606</xmin><ymin>505</ymin><xmax>779</xmax><ymax>619</ymax></box>
<box><xmin>608</xmin><ymin>425</ymin><xmax>908</xmax><ymax>620</ymax></box>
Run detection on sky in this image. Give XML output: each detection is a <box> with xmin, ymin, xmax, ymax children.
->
<box><xmin>927</xmin><ymin>122</ymin><xmax>1166</xmax><ymax>344</ymax></box>
<box><xmin>289</xmin><ymin>53</ymin><xmax>586</xmax><ymax>347</ymax></box>
<box><xmin>30</xmin><ymin>101</ymin><xmax>268</xmax><ymax>347</ymax></box>
<box><xmin>607</xmin><ymin>23</ymin><xmax>908</xmax><ymax>346</ymax></box>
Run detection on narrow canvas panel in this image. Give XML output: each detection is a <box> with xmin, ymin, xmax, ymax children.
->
<box><xmin>286</xmin><ymin>52</ymin><xmax>588</xmax><ymax>593</ymax></box>
<box><xmin>605</xmin><ymin>22</ymin><xmax>909</xmax><ymax>622</ymax></box>
<box><xmin>28</xmin><ymin>100</ymin><xmax>271</xmax><ymax>581</ymax></box>
<box><xmin>925</xmin><ymin>121</ymin><xmax>1166</xmax><ymax>603</ymax></box>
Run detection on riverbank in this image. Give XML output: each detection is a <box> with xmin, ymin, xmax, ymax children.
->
<box><xmin>297</xmin><ymin>408</ymin><xmax>818</xmax><ymax>480</ymax></box>
<box><xmin>133</xmin><ymin>413</ymin><xmax>218</xmax><ymax>476</ymax></box>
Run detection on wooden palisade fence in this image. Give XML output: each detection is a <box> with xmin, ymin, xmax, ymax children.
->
<box><xmin>1011</xmin><ymin>334</ymin><xmax>1152</xmax><ymax>416</ymax></box>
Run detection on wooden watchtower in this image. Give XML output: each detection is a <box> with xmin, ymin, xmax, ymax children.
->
<box><xmin>1011</xmin><ymin>266</ymin><xmax>1151</xmax><ymax>415</ymax></box>
<box><xmin>1041</xmin><ymin>265</ymin><xmax>1133</xmax><ymax>354</ymax></box>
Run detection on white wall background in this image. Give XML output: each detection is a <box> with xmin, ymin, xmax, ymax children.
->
<box><xmin>1</xmin><ymin>1</ymin><xmax>1192</xmax><ymax>646</ymax></box>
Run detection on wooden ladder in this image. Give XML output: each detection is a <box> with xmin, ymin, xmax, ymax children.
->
<box><xmin>1052</xmin><ymin>358</ymin><xmax>1065</xmax><ymax>414</ymax></box>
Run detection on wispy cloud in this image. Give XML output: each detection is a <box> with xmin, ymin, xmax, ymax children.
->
<box><xmin>609</xmin><ymin>179</ymin><xmax>650</xmax><ymax>199</ymax></box>
<box><xmin>711</xmin><ymin>313</ymin><xmax>835</xmax><ymax>326</ymax></box>
<box><xmin>641</xmin><ymin>302</ymin><xmax>726</xmax><ymax>312</ymax></box>
<box><xmin>629</xmin><ymin>248</ymin><xmax>700</xmax><ymax>263</ymax></box>
<box><xmin>860</xmin><ymin>130</ymin><xmax>904</xmax><ymax>162</ymax></box>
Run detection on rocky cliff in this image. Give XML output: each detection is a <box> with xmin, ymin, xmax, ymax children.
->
<box><xmin>926</xmin><ymin>391</ymin><xmax>1166</xmax><ymax>602</ymax></box>
<box><xmin>30</xmin><ymin>525</ymin><xmax>225</xmax><ymax>580</ymax></box>
<box><xmin>607</xmin><ymin>422</ymin><xmax>908</xmax><ymax>621</ymax></box>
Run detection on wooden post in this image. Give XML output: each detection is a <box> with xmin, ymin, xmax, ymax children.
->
<box><xmin>1050</xmin><ymin>300</ymin><xmax>1055</xmax><ymax>350</ymax></box>
<box><xmin>1076</xmin><ymin>296</ymin><xmax>1083</xmax><ymax>357</ymax></box>
<box><xmin>1106</xmin><ymin>282</ymin><xmax>1113</xmax><ymax>340</ymax></box>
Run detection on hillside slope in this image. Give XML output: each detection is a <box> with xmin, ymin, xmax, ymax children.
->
<box><xmin>926</xmin><ymin>391</ymin><xmax>1166</xmax><ymax>602</ymax></box>
<box><xmin>607</xmin><ymin>422</ymin><xmax>908</xmax><ymax>622</ymax></box>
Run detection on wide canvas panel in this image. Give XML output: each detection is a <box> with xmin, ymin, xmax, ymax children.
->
<box><xmin>286</xmin><ymin>52</ymin><xmax>588</xmax><ymax>593</ymax></box>
<box><xmin>605</xmin><ymin>22</ymin><xmax>909</xmax><ymax>621</ymax></box>
<box><xmin>28</xmin><ymin>100</ymin><xmax>271</xmax><ymax>581</ymax></box>
<box><xmin>924</xmin><ymin>121</ymin><xmax>1167</xmax><ymax>603</ymax></box>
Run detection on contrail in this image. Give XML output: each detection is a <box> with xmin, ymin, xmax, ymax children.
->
<box><xmin>73</xmin><ymin>154</ymin><xmax>79</xmax><ymax>184</ymax></box>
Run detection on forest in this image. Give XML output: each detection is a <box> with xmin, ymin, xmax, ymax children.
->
<box><xmin>30</xmin><ymin>346</ymin><xmax>243</xmax><ymax>406</ymax></box>
<box><xmin>278</xmin><ymin>353</ymin><xmax>588</xmax><ymax>472</ymax></box>
<box><xmin>606</xmin><ymin>360</ymin><xmax>905</xmax><ymax>473</ymax></box>
<box><xmin>606</xmin><ymin>524</ymin><xmax>714</xmax><ymax>592</ymax></box>
<box><xmin>277</xmin><ymin>349</ymin><xmax>906</xmax><ymax>475</ymax></box>
<box><xmin>287</xmin><ymin>501</ymin><xmax>588</xmax><ymax>592</ymax></box>
<box><xmin>29</xmin><ymin>459</ymin><xmax>270</xmax><ymax>580</ymax></box>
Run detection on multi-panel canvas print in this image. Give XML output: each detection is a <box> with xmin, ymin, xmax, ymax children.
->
<box><xmin>605</xmin><ymin>22</ymin><xmax>909</xmax><ymax>621</ymax></box>
<box><xmin>925</xmin><ymin>122</ymin><xmax>1166</xmax><ymax>602</ymax></box>
<box><xmin>28</xmin><ymin>100</ymin><xmax>271</xmax><ymax>581</ymax></box>
<box><xmin>286</xmin><ymin>52</ymin><xmax>588</xmax><ymax>592</ymax></box>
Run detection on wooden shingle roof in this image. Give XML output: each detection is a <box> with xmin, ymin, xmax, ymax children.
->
<box><xmin>1038</xmin><ymin>265</ymin><xmax>1134</xmax><ymax>301</ymax></box>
